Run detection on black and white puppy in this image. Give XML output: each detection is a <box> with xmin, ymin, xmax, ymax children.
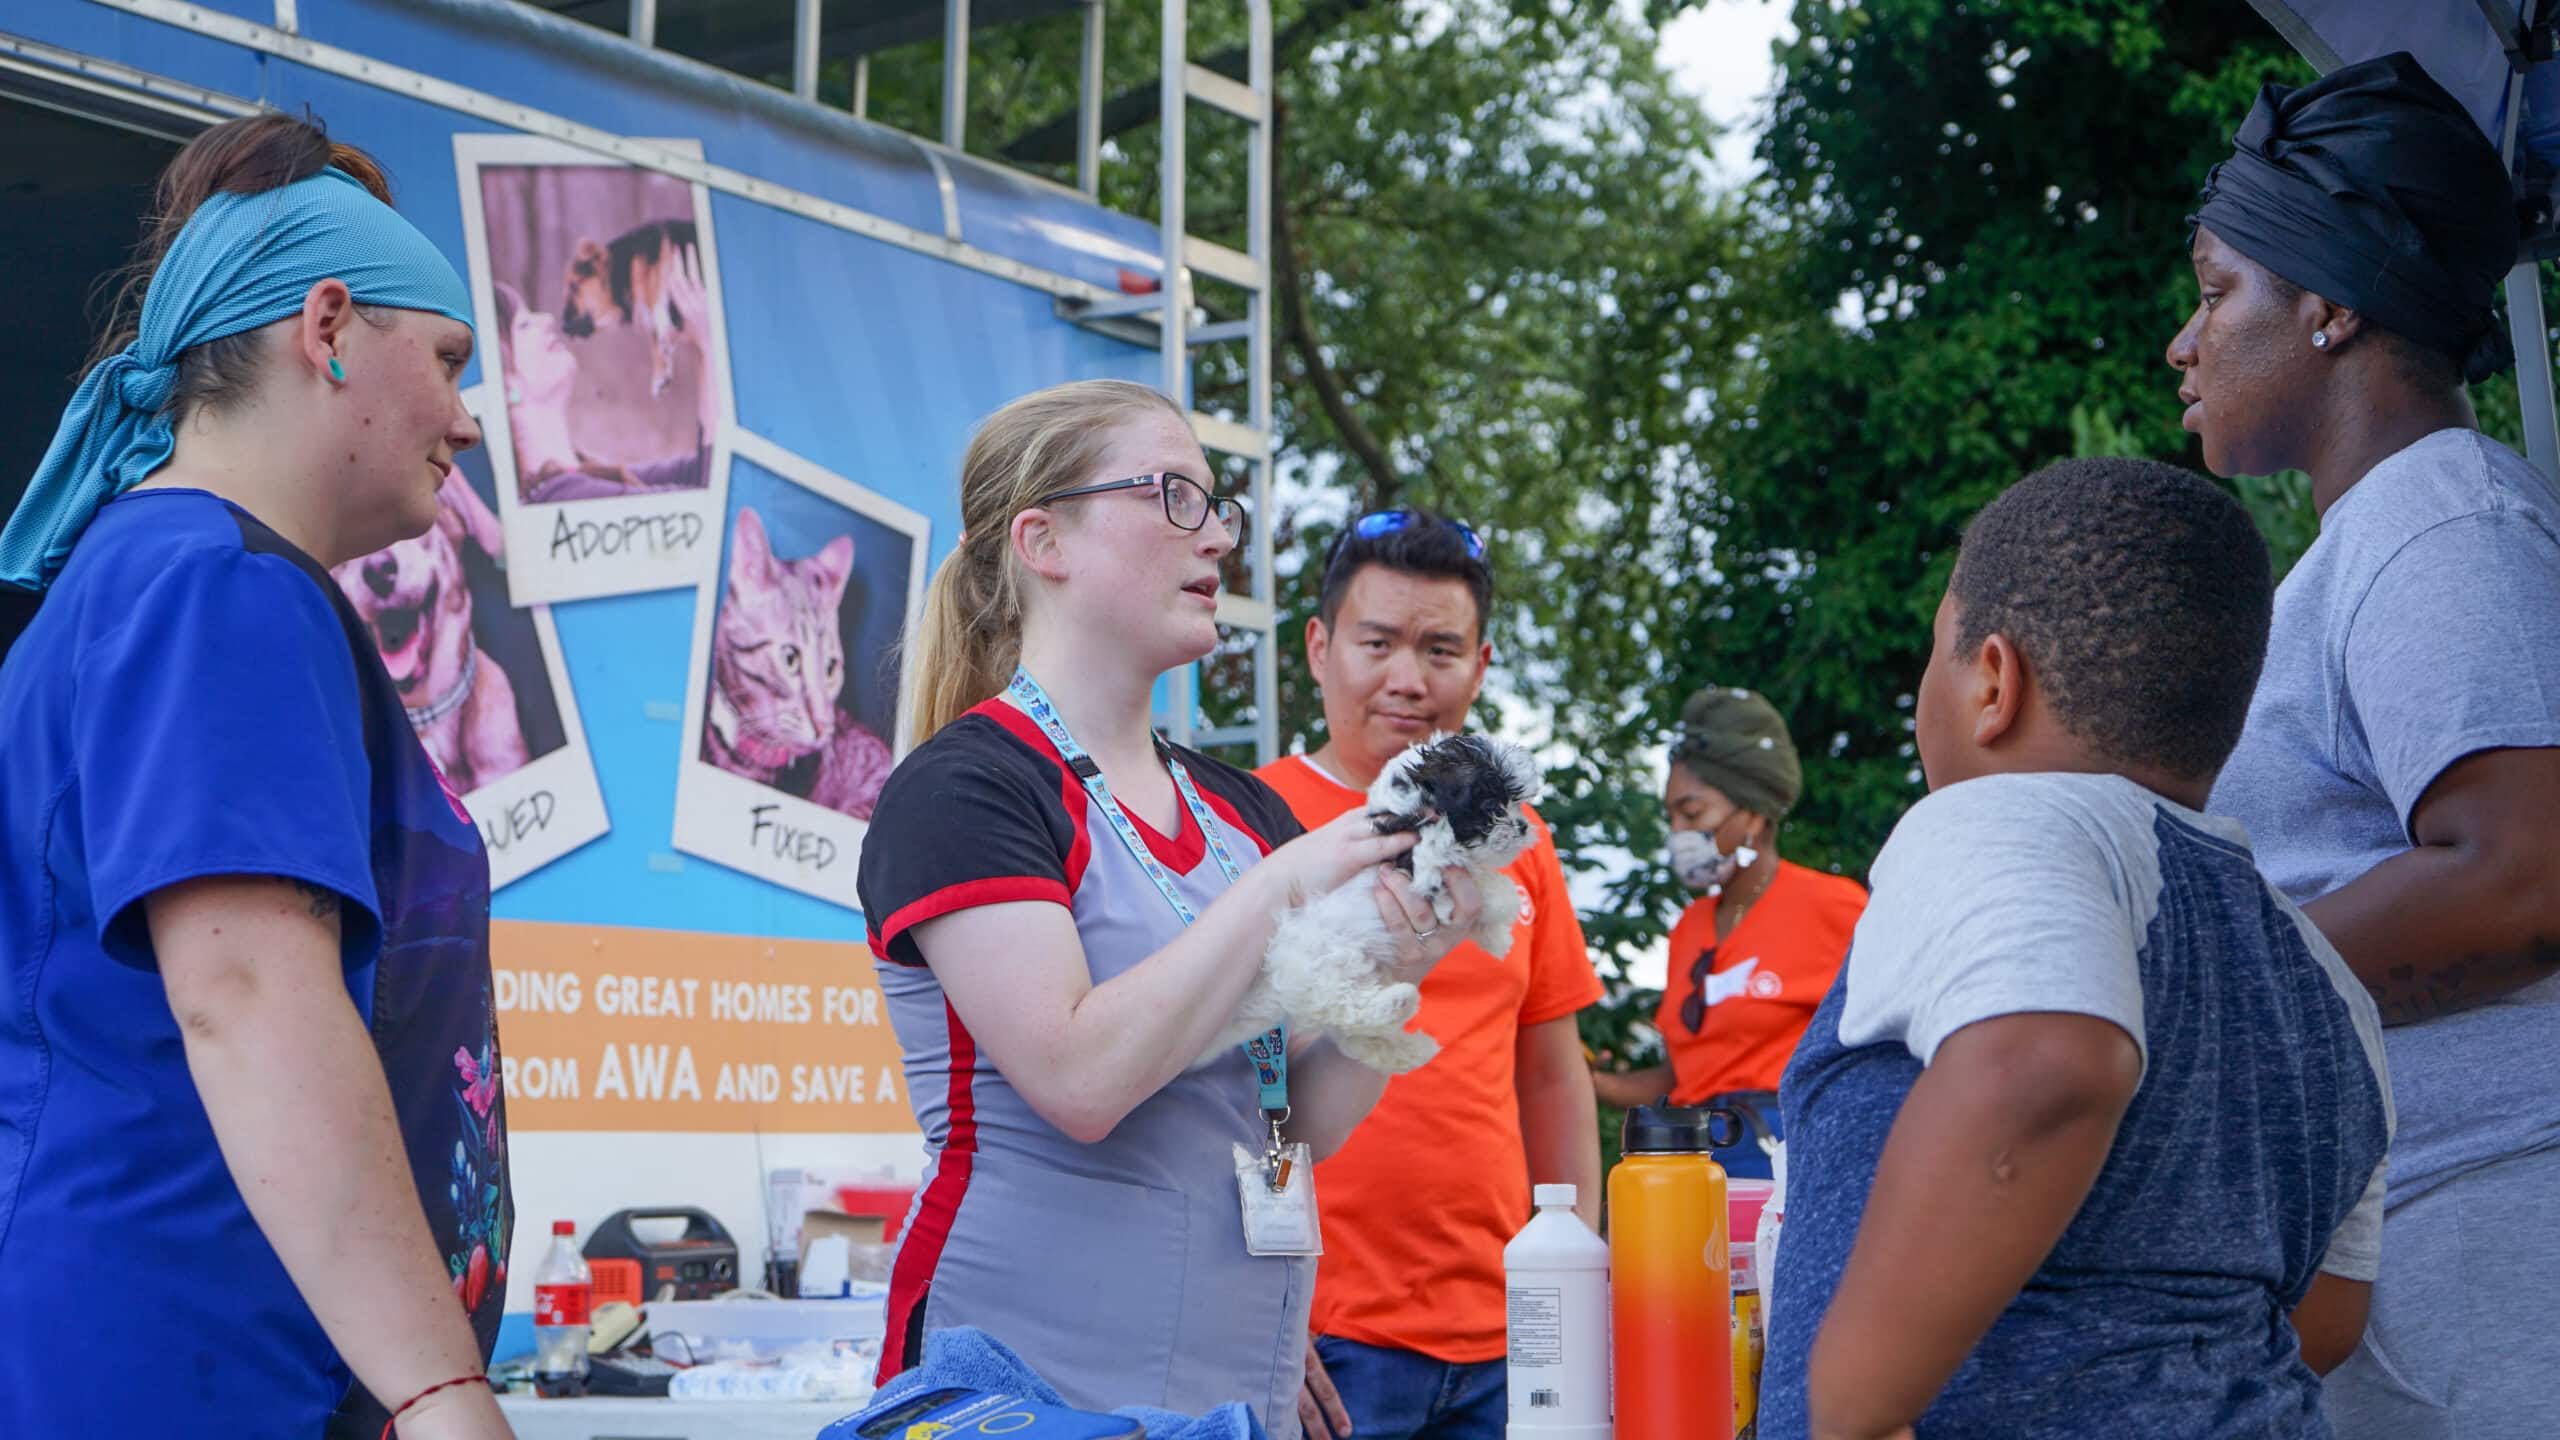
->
<box><xmin>1200</xmin><ymin>734</ymin><xmax>1544</xmax><ymax>1074</ymax></box>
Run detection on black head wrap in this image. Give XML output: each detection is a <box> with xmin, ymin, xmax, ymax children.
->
<box><xmin>2196</xmin><ymin>52</ymin><xmax>2519</xmax><ymax>383</ymax></box>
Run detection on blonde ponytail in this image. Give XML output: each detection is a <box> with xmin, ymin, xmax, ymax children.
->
<box><xmin>904</xmin><ymin>379</ymin><xmax>1186</xmax><ymax>742</ymax></box>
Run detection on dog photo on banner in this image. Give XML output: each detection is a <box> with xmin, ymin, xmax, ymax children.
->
<box><xmin>453</xmin><ymin>134</ymin><xmax>734</xmax><ymax>605</ymax></box>
<box><xmin>672</xmin><ymin>430</ymin><xmax>928</xmax><ymax>908</ymax></box>
<box><xmin>326</xmin><ymin>387</ymin><xmax>611</xmax><ymax>888</ymax></box>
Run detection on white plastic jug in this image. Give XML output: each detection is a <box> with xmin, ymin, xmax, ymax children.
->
<box><xmin>1504</xmin><ymin>1183</ymin><xmax>1610</xmax><ymax>1439</ymax></box>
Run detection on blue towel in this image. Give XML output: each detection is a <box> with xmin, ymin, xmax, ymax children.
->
<box><xmin>0</xmin><ymin>166</ymin><xmax>473</xmax><ymax>591</ymax></box>
<box><xmin>839</xmin><ymin>1327</ymin><xmax>1268</xmax><ymax>1440</ymax></box>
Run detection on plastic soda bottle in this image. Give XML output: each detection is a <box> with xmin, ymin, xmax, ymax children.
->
<box><xmin>533</xmin><ymin>1219</ymin><xmax>592</xmax><ymax>1396</ymax></box>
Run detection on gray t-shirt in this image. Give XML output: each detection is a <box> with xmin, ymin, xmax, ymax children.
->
<box><xmin>2212</xmin><ymin>428</ymin><xmax>2560</xmax><ymax>1208</ymax></box>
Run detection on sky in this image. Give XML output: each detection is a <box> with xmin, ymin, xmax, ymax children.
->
<box><xmin>1656</xmin><ymin>0</ymin><xmax>1798</xmax><ymax>185</ymax></box>
<box><xmin>1523</xmin><ymin>1</ymin><xmax>1797</xmax><ymax>994</ymax></box>
<box><xmin>1265</xmin><ymin>4</ymin><xmax>1803</xmax><ymax>997</ymax></box>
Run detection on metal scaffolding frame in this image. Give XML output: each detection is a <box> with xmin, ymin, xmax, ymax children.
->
<box><xmin>34</xmin><ymin>0</ymin><xmax>1284</xmax><ymax>763</ymax></box>
<box><xmin>624</xmin><ymin>0</ymin><xmax>1285</xmax><ymax>760</ymax></box>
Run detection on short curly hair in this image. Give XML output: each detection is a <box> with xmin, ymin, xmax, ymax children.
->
<box><xmin>1950</xmin><ymin>457</ymin><xmax>2274</xmax><ymax>781</ymax></box>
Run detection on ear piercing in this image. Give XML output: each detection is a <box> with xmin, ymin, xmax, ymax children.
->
<box><xmin>2312</xmin><ymin>331</ymin><xmax>2330</xmax><ymax>350</ymax></box>
<box><xmin>327</xmin><ymin>357</ymin><xmax>348</xmax><ymax>383</ymax></box>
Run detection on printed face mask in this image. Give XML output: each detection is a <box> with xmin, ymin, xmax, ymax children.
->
<box><xmin>1669</xmin><ymin>826</ymin><xmax>1759</xmax><ymax>894</ymax></box>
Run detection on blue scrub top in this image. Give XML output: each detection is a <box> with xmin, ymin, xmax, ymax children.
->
<box><xmin>0</xmin><ymin>489</ymin><xmax>511</xmax><ymax>1436</ymax></box>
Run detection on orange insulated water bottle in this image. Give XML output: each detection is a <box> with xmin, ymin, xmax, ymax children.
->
<box><xmin>1608</xmin><ymin>1104</ymin><xmax>1735</xmax><ymax>1440</ymax></box>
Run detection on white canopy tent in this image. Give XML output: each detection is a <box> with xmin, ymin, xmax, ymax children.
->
<box><xmin>2243</xmin><ymin>0</ymin><xmax>2560</xmax><ymax>478</ymax></box>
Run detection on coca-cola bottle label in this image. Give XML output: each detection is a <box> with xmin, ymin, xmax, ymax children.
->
<box><xmin>535</xmin><ymin>1283</ymin><xmax>591</xmax><ymax>1327</ymax></box>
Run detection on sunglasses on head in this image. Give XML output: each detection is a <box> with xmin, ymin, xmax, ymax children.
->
<box><xmin>1321</xmin><ymin>509</ymin><xmax>1487</xmax><ymax>577</ymax></box>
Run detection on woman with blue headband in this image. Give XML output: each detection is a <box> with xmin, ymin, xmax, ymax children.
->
<box><xmin>0</xmin><ymin>116</ymin><xmax>514</xmax><ymax>1438</ymax></box>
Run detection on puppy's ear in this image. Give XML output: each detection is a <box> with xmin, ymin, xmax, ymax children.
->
<box><xmin>1497</xmin><ymin>739</ymin><xmax>1541</xmax><ymax>803</ymax></box>
<box><xmin>569</xmin><ymin>239</ymin><xmax>607</xmax><ymax>275</ymax></box>
<box><xmin>1367</xmin><ymin>807</ymin><xmax>1425</xmax><ymax>837</ymax></box>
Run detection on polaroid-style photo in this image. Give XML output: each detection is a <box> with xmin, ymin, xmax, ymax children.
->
<box><xmin>671</xmin><ymin>431</ymin><xmax>930</xmax><ymax>907</ymax></box>
<box><xmin>328</xmin><ymin>385</ymin><xmax>611</xmax><ymax>888</ymax></box>
<box><xmin>454</xmin><ymin>134</ymin><xmax>735</xmax><ymax>605</ymax></box>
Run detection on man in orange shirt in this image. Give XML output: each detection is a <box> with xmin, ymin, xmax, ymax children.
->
<box><xmin>1590</xmin><ymin>687</ymin><xmax>1866</xmax><ymax>1173</ymax></box>
<box><xmin>1259</xmin><ymin>510</ymin><xmax>1602</xmax><ymax>1440</ymax></box>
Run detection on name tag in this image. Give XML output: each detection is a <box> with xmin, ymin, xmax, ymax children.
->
<box><xmin>1235</xmin><ymin>1142</ymin><xmax>1322</xmax><ymax>1257</ymax></box>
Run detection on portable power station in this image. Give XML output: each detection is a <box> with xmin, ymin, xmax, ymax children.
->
<box><xmin>581</xmin><ymin>1206</ymin><xmax>740</xmax><ymax>1301</ymax></box>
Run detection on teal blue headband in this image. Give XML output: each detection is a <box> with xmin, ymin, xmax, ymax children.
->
<box><xmin>0</xmin><ymin>166</ymin><xmax>473</xmax><ymax>591</ymax></box>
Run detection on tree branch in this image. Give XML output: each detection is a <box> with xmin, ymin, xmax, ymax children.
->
<box><xmin>1271</xmin><ymin>96</ymin><xmax>1401</xmax><ymax>504</ymax></box>
<box><xmin>995</xmin><ymin>0</ymin><xmax>1392</xmax><ymax>166</ymax></box>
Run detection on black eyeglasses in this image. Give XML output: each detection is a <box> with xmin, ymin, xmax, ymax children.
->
<box><xmin>1038</xmin><ymin>471</ymin><xmax>1248</xmax><ymax>545</ymax></box>
<box><xmin>1679</xmin><ymin>942</ymin><xmax>1720</xmax><ymax>1035</ymax></box>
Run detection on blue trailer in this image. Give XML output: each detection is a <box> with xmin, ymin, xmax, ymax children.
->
<box><xmin>0</xmin><ymin>0</ymin><xmax>1277</xmax><ymax>1350</ymax></box>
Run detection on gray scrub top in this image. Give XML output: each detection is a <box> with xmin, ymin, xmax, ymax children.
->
<box><xmin>858</xmin><ymin>699</ymin><xmax>1314</xmax><ymax>1434</ymax></box>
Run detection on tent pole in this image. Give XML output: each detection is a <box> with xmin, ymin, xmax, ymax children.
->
<box><xmin>2493</xmin><ymin>48</ymin><xmax>2559</xmax><ymax>485</ymax></box>
<box><xmin>2507</xmin><ymin>263</ymin><xmax>2560</xmax><ymax>484</ymax></box>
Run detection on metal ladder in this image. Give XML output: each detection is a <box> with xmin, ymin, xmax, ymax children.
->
<box><xmin>628</xmin><ymin>0</ymin><xmax>1282</xmax><ymax>761</ymax></box>
<box><xmin>1060</xmin><ymin>0</ymin><xmax>1280</xmax><ymax>764</ymax></box>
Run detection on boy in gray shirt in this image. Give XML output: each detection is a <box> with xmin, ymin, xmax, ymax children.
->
<box><xmin>1765</xmin><ymin>459</ymin><xmax>2392</xmax><ymax>1439</ymax></box>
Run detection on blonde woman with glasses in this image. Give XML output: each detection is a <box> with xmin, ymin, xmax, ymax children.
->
<box><xmin>857</xmin><ymin>380</ymin><xmax>1482</xmax><ymax>1435</ymax></box>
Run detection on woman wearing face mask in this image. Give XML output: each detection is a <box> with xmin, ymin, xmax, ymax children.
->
<box><xmin>856</xmin><ymin>379</ymin><xmax>1481</xmax><ymax>1436</ymax></box>
<box><xmin>1590</xmin><ymin>687</ymin><xmax>1866</xmax><ymax>1172</ymax></box>
<box><xmin>0</xmin><ymin>115</ymin><xmax>510</xmax><ymax>1438</ymax></box>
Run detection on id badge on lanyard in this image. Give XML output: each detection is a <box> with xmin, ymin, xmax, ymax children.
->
<box><xmin>1006</xmin><ymin>669</ymin><xmax>1321</xmax><ymax>1258</ymax></box>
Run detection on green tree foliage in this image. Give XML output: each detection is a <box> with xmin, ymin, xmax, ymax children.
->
<box><xmin>1670</xmin><ymin>2</ymin><xmax>2297</xmax><ymax>902</ymax></box>
<box><xmin>829</xmin><ymin>4</ymin><xmax>2558</xmax><ymax>1087</ymax></box>
<box><xmin>842</xmin><ymin>1</ymin><xmax>1771</xmax><ymax>1044</ymax></box>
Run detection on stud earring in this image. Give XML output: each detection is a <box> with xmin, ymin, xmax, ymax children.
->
<box><xmin>327</xmin><ymin>357</ymin><xmax>348</xmax><ymax>383</ymax></box>
<box><xmin>2312</xmin><ymin>331</ymin><xmax>2330</xmax><ymax>350</ymax></box>
<box><xmin>507</xmin><ymin>384</ymin><xmax>523</xmax><ymax>405</ymax></box>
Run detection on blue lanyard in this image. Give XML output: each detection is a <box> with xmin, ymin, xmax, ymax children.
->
<box><xmin>1006</xmin><ymin>669</ymin><xmax>1289</xmax><ymax>1118</ymax></box>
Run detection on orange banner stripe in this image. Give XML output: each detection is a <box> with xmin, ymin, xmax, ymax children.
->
<box><xmin>489</xmin><ymin>919</ymin><xmax>917</xmax><ymax>1134</ymax></box>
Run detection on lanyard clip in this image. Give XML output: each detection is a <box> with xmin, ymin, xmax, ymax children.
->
<box><xmin>1263</xmin><ymin>1108</ymin><xmax>1291</xmax><ymax>1192</ymax></box>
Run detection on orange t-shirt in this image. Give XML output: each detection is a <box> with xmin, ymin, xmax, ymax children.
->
<box><xmin>1255</xmin><ymin>754</ymin><xmax>1604</xmax><ymax>1363</ymax></box>
<box><xmin>1655</xmin><ymin>860</ymin><xmax>1866</xmax><ymax>1102</ymax></box>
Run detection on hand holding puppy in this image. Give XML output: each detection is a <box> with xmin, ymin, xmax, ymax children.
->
<box><xmin>1261</xmin><ymin>807</ymin><xmax>1418</xmax><ymax>907</ymax></box>
<box><xmin>1202</xmin><ymin>734</ymin><xmax>1541</xmax><ymax>1076</ymax></box>
<box><xmin>1373</xmin><ymin>863</ymin><xmax>1482</xmax><ymax>985</ymax></box>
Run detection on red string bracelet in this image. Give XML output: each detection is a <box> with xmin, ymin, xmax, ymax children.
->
<box><xmin>380</xmin><ymin>1373</ymin><xmax>487</xmax><ymax>1440</ymax></box>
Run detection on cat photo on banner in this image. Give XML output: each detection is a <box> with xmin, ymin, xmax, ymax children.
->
<box><xmin>453</xmin><ymin>133</ymin><xmax>735</xmax><ymax>607</ymax></box>
<box><xmin>671</xmin><ymin>430</ymin><xmax>929</xmax><ymax>908</ymax></box>
<box><xmin>326</xmin><ymin>386</ymin><xmax>613</xmax><ymax>888</ymax></box>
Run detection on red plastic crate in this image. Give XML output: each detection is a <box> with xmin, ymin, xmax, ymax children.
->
<box><xmin>832</xmin><ymin>1183</ymin><xmax>916</xmax><ymax>1244</ymax></box>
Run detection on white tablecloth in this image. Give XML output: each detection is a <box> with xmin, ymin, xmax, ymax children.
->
<box><xmin>496</xmin><ymin>1393</ymin><xmax>858</xmax><ymax>1440</ymax></box>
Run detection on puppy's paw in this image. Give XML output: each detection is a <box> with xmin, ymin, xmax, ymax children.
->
<box><xmin>1471</xmin><ymin>874</ymin><xmax>1525</xmax><ymax>958</ymax></box>
<box><xmin>1336</xmin><ymin>1027</ymin><xmax>1439</xmax><ymax>1075</ymax></box>
<box><xmin>1331</xmin><ymin>978</ymin><xmax>1419</xmax><ymax>1033</ymax></box>
<box><xmin>1383</xmin><ymin>981</ymin><xmax>1421</xmax><ymax>1025</ymax></box>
